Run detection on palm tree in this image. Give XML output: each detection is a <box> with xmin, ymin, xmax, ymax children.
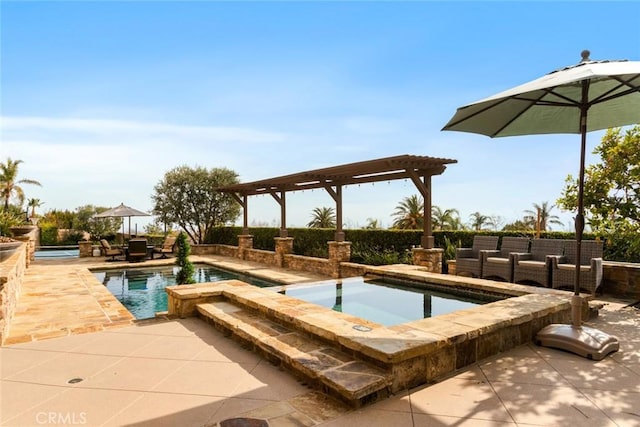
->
<box><xmin>469</xmin><ymin>211</ymin><xmax>492</xmax><ymax>231</ymax></box>
<box><xmin>391</xmin><ymin>195</ymin><xmax>423</xmax><ymax>229</ymax></box>
<box><xmin>27</xmin><ymin>198</ymin><xmax>43</xmax><ymax>218</ymax></box>
<box><xmin>432</xmin><ymin>206</ymin><xmax>462</xmax><ymax>230</ymax></box>
<box><xmin>523</xmin><ymin>201</ymin><xmax>563</xmax><ymax>235</ymax></box>
<box><xmin>307</xmin><ymin>207</ymin><xmax>336</xmax><ymax>228</ymax></box>
<box><xmin>0</xmin><ymin>158</ymin><xmax>42</xmax><ymax>210</ymax></box>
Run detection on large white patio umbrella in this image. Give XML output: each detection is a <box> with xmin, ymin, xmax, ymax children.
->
<box><xmin>94</xmin><ymin>202</ymin><xmax>150</xmax><ymax>244</ymax></box>
<box><xmin>443</xmin><ymin>50</ymin><xmax>640</xmax><ymax>360</ymax></box>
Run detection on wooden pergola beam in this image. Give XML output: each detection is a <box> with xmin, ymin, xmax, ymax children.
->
<box><xmin>216</xmin><ymin>154</ymin><xmax>457</xmax><ymax>248</ymax></box>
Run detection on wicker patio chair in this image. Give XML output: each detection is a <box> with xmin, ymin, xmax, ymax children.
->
<box><xmin>551</xmin><ymin>240</ymin><xmax>603</xmax><ymax>294</ymax></box>
<box><xmin>455</xmin><ymin>235</ymin><xmax>499</xmax><ymax>278</ymax></box>
<box><xmin>513</xmin><ymin>239</ymin><xmax>565</xmax><ymax>287</ymax></box>
<box><xmin>481</xmin><ymin>236</ymin><xmax>530</xmax><ymax>282</ymax></box>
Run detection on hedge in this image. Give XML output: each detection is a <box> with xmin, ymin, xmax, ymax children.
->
<box><xmin>205</xmin><ymin>227</ymin><xmax>632</xmax><ymax>263</ymax></box>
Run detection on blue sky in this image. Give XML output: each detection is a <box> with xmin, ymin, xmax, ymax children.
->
<box><xmin>2</xmin><ymin>1</ymin><xmax>640</xmax><ymax>232</ymax></box>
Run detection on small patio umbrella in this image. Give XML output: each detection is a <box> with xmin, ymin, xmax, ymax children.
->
<box><xmin>443</xmin><ymin>50</ymin><xmax>640</xmax><ymax>360</ymax></box>
<box><xmin>94</xmin><ymin>202</ymin><xmax>151</xmax><ymax>244</ymax></box>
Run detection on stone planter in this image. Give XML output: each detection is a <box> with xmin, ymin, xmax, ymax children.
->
<box><xmin>0</xmin><ymin>242</ymin><xmax>23</xmax><ymax>262</ymax></box>
<box><xmin>446</xmin><ymin>260</ymin><xmax>457</xmax><ymax>275</ymax></box>
<box><xmin>9</xmin><ymin>225</ymin><xmax>38</xmax><ymax>237</ymax></box>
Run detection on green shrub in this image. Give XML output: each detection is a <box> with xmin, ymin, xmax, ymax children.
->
<box><xmin>175</xmin><ymin>232</ymin><xmax>195</xmax><ymax>285</ymax></box>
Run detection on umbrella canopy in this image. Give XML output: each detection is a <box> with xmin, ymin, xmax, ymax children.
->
<box><xmin>94</xmin><ymin>203</ymin><xmax>150</xmax><ymax>242</ymax></box>
<box><xmin>443</xmin><ymin>55</ymin><xmax>640</xmax><ymax>138</ymax></box>
<box><xmin>443</xmin><ymin>50</ymin><xmax>640</xmax><ymax>296</ymax></box>
<box><xmin>442</xmin><ymin>50</ymin><xmax>639</xmax><ymax>359</ymax></box>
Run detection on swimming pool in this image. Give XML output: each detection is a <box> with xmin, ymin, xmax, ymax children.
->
<box><xmin>275</xmin><ymin>277</ymin><xmax>504</xmax><ymax>326</ymax></box>
<box><xmin>93</xmin><ymin>264</ymin><xmax>277</xmax><ymax>319</ymax></box>
<box><xmin>34</xmin><ymin>248</ymin><xmax>79</xmax><ymax>259</ymax></box>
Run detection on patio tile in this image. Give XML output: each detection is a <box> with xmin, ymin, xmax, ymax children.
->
<box><xmin>129</xmin><ymin>334</ymin><xmax>217</xmax><ymax>360</ymax></box>
<box><xmin>1</xmin><ymin>348</ymin><xmax>63</xmax><ymax>379</ymax></box>
<box><xmin>491</xmin><ymin>382</ymin><xmax>616</xmax><ymax>426</ymax></box>
<box><xmin>408</xmin><ymin>377</ymin><xmax>513</xmax><ymax>422</ymax></box>
<box><xmin>103</xmin><ymin>392</ymin><xmax>224</xmax><ymax>427</ymax></box>
<box><xmin>84</xmin><ymin>356</ymin><xmax>185</xmax><ymax>391</ymax></box>
<box><xmin>3</xmin><ymin>387</ymin><xmax>143</xmax><ymax>427</ymax></box>
<box><xmin>191</xmin><ymin>336</ymin><xmax>263</xmax><ymax>364</ymax></box>
<box><xmin>478</xmin><ymin>354</ymin><xmax>572</xmax><ymax>387</ymax></box>
<box><xmin>4</xmin><ymin>351</ymin><xmax>122</xmax><ymax>386</ymax></box>
<box><xmin>113</xmin><ymin>318</ymin><xmax>216</xmax><ymax>337</ymax></box>
<box><xmin>69</xmin><ymin>330</ymin><xmax>160</xmax><ymax>356</ymax></box>
<box><xmin>412</xmin><ymin>413</ymin><xmax>517</xmax><ymax>426</ymax></box>
<box><xmin>543</xmin><ymin>355</ymin><xmax>640</xmax><ymax>392</ymax></box>
<box><xmin>0</xmin><ymin>381</ymin><xmax>64</xmax><ymax>425</ymax></box>
<box><xmin>582</xmin><ymin>388</ymin><xmax>640</xmax><ymax>427</ymax></box>
<box><xmin>230</xmin><ymin>359</ymin><xmax>310</xmax><ymax>401</ymax></box>
<box><xmin>152</xmin><ymin>360</ymin><xmax>265</xmax><ymax>397</ymax></box>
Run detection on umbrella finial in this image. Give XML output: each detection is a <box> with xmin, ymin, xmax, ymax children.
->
<box><xmin>580</xmin><ymin>50</ymin><xmax>591</xmax><ymax>62</ymax></box>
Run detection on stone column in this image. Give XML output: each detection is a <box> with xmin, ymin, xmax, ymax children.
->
<box><xmin>274</xmin><ymin>237</ymin><xmax>294</xmax><ymax>268</ymax></box>
<box><xmin>412</xmin><ymin>247</ymin><xmax>444</xmax><ymax>274</ymax></box>
<box><xmin>328</xmin><ymin>241</ymin><xmax>351</xmax><ymax>278</ymax></box>
<box><xmin>78</xmin><ymin>241</ymin><xmax>93</xmax><ymax>258</ymax></box>
<box><xmin>237</xmin><ymin>235</ymin><xmax>253</xmax><ymax>260</ymax></box>
<box><xmin>10</xmin><ymin>226</ymin><xmax>38</xmax><ymax>266</ymax></box>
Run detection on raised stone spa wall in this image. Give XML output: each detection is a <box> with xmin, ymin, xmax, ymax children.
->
<box><xmin>166</xmin><ymin>280</ymin><xmax>572</xmax><ymax>400</ymax></box>
<box><xmin>0</xmin><ymin>243</ymin><xmax>27</xmax><ymax>345</ymax></box>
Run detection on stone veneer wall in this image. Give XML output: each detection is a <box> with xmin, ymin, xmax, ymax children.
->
<box><xmin>603</xmin><ymin>261</ymin><xmax>640</xmax><ymax>300</ymax></box>
<box><xmin>0</xmin><ymin>243</ymin><xmax>27</xmax><ymax>345</ymax></box>
<box><xmin>284</xmin><ymin>254</ymin><xmax>332</xmax><ymax>277</ymax></box>
<box><xmin>191</xmin><ymin>244</ymin><xmax>238</xmax><ymax>257</ymax></box>
<box><xmin>244</xmin><ymin>248</ymin><xmax>278</xmax><ymax>266</ymax></box>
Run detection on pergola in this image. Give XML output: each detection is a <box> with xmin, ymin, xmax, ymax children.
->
<box><xmin>216</xmin><ymin>154</ymin><xmax>457</xmax><ymax>248</ymax></box>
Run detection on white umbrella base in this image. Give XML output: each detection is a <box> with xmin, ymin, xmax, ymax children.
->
<box><xmin>535</xmin><ymin>324</ymin><xmax>619</xmax><ymax>361</ymax></box>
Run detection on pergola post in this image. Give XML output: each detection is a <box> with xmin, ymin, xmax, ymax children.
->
<box><xmin>324</xmin><ymin>184</ymin><xmax>344</xmax><ymax>242</ymax></box>
<box><xmin>270</xmin><ymin>191</ymin><xmax>288</xmax><ymax>238</ymax></box>
<box><xmin>229</xmin><ymin>193</ymin><xmax>249</xmax><ymax>235</ymax></box>
<box><xmin>407</xmin><ymin>170</ymin><xmax>434</xmax><ymax>249</ymax></box>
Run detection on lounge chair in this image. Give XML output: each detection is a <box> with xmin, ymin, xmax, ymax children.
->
<box><xmin>513</xmin><ymin>239</ymin><xmax>565</xmax><ymax>287</ymax></box>
<box><xmin>481</xmin><ymin>236</ymin><xmax>530</xmax><ymax>282</ymax></box>
<box><xmin>455</xmin><ymin>235</ymin><xmax>499</xmax><ymax>278</ymax></box>
<box><xmin>551</xmin><ymin>240</ymin><xmax>603</xmax><ymax>294</ymax></box>
<box><xmin>100</xmin><ymin>239</ymin><xmax>124</xmax><ymax>261</ymax></box>
<box><xmin>127</xmin><ymin>238</ymin><xmax>148</xmax><ymax>262</ymax></box>
<box><xmin>153</xmin><ymin>234</ymin><xmax>177</xmax><ymax>259</ymax></box>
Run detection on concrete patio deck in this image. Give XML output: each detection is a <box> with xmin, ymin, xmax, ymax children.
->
<box><xmin>1</xmin><ymin>255</ymin><xmax>639</xmax><ymax>426</ymax></box>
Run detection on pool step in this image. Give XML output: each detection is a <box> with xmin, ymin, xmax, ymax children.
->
<box><xmin>196</xmin><ymin>301</ymin><xmax>392</xmax><ymax>407</ymax></box>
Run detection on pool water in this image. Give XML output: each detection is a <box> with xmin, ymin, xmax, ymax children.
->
<box><xmin>276</xmin><ymin>277</ymin><xmax>504</xmax><ymax>326</ymax></box>
<box><xmin>93</xmin><ymin>264</ymin><xmax>277</xmax><ymax>319</ymax></box>
<box><xmin>35</xmin><ymin>249</ymin><xmax>79</xmax><ymax>259</ymax></box>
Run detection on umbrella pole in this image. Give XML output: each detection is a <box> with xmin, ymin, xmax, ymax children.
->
<box><xmin>536</xmin><ymin>80</ymin><xmax>619</xmax><ymax>360</ymax></box>
<box><xmin>570</xmin><ymin>99</ymin><xmax>589</xmax><ymax>328</ymax></box>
